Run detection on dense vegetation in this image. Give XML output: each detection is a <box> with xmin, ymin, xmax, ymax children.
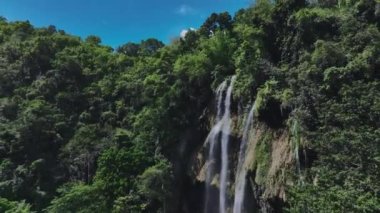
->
<box><xmin>0</xmin><ymin>0</ymin><xmax>379</xmax><ymax>212</ymax></box>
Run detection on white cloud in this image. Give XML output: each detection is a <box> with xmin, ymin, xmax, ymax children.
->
<box><xmin>176</xmin><ymin>5</ymin><xmax>195</xmax><ymax>15</ymax></box>
<box><xmin>180</xmin><ymin>28</ymin><xmax>196</xmax><ymax>38</ymax></box>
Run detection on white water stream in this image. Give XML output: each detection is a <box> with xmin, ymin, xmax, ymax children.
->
<box><xmin>219</xmin><ymin>76</ymin><xmax>235</xmax><ymax>213</ymax></box>
<box><xmin>204</xmin><ymin>76</ymin><xmax>236</xmax><ymax>213</ymax></box>
<box><xmin>233</xmin><ymin>104</ymin><xmax>256</xmax><ymax>213</ymax></box>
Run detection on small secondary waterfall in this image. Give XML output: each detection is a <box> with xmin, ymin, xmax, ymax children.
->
<box><xmin>291</xmin><ymin>119</ymin><xmax>303</xmax><ymax>185</ymax></box>
<box><xmin>233</xmin><ymin>104</ymin><xmax>256</xmax><ymax>213</ymax></box>
<box><xmin>204</xmin><ymin>76</ymin><xmax>235</xmax><ymax>213</ymax></box>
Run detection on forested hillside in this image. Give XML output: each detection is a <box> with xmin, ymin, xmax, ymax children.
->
<box><xmin>0</xmin><ymin>0</ymin><xmax>379</xmax><ymax>212</ymax></box>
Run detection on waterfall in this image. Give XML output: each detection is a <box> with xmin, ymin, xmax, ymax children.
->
<box><xmin>219</xmin><ymin>76</ymin><xmax>235</xmax><ymax>213</ymax></box>
<box><xmin>233</xmin><ymin>103</ymin><xmax>256</xmax><ymax>213</ymax></box>
<box><xmin>216</xmin><ymin>81</ymin><xmax>227</xmax><ymax>120</ymax></box>
<box><xmin>204</xmin><ymin>76</ymin><xmax>235</xmax><ymax>213</ymax></box>
<box><xmin>204</xmin><ymin>81</ymin><xmax>227</xmax><ymax>213</ymax></box>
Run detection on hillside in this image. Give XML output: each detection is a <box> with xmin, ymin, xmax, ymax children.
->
<box><xmin>0</xmin><ymin>0</ymin><xmax>379</xmax><ymax>212</ymax></box>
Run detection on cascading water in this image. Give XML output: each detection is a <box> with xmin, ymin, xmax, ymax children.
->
<box><xmin>291</xmin><ymin>119</ymin><xmax>304</xmax><ymax>185</ymax></box>
<box><xmin>233</xmin><ymin>103</ymin><xmax>256</xmax><ymax>213</ymax></box>
<box><xmin>216</xmin><ymin>81</ymin><xmax>227</xmax><ymax>121</ymax></box>
<box><xmin>204</xmin><ymin>81</ymin><xmax>227</xmax><ymax>213</ymax></box>
<box><xmin>219</xmin><ymin>76</ymin><xmax>235</xmax><ymax>213</ymax></box>
<box><xmin>204</xmin><ymin>76</ymin><xmax>235</xmax><ymax>213</ymax></box>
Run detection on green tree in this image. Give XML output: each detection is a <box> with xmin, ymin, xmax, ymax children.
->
<box><xmin>85</xmin><ymin>35</ymin><xmax>101</xmax><ymax>45</ymax></box>
<box><xmin>46</xmin><ymin>183</ymin><xmax>107</xmax><ymax>213</ymax></box>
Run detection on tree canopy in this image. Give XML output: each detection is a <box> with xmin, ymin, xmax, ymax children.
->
<box><xmin>0</xmin><ymin>0</ymin><xmax>379</xmax><ymax>212</ymax></box>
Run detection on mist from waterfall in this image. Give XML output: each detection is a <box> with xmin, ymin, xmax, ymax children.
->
<box><xmin>233</xmin><ymin>103</ymin><xmax>256</xmax><ymax>213</ymax></box>
<box><xmin>204</xmin><ymin>76</ymin><xmax>235</xmax><ymax>213</ymax></box>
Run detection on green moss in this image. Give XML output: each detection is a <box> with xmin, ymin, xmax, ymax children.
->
<box><xmin>254</xmin><ymin>80</ymin><xmax>278</xmax><ymax>116</ymax></box>
<box><xmin>254</xmin><ymin>131</ymin><xmax>272</xmax><ymax>185</ymax></box>
<box><xmin>292</xmin><ymin>7</ymin><xmax>344</xmax><ymax>27</ymax></box>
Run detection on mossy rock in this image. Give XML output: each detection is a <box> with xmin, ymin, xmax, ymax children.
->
<box><xmin>254</xmin><ymin>81</ymin><xmax>291</xmax><ymax>128</ymax></box>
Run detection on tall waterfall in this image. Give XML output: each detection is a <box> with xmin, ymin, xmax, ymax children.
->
<box><xmin>204</xmin><ymin>76</ymin><xmax>235</xmax><ymax>213</ymax></box>
<box><xmin>219</xmin><ymin>76</ymin><xmax>235</xmax><ymax>213</ymax></box>
<box><xmin>233</xmin><ymin>104</ymin><xmax>256</xmax><ymax>213</ymax></box>
<box><xmin>204</xmin><ymin>81</ymin><xmax>227</xmax><ymax>213</ymax></box>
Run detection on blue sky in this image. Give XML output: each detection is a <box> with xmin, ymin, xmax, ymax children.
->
<box><xmin>0</xmin><ymin>0</ymin><xmax>252</xmax><ymax>47</ymax></box>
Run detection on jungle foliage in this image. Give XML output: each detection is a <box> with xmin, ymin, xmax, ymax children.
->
<box><xmin>0</xmin><ymin>0</ymin><xmax>379</xmax><ymax>212</ymax></box>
